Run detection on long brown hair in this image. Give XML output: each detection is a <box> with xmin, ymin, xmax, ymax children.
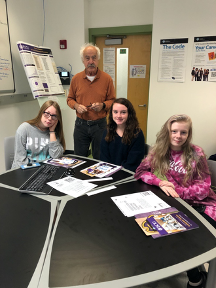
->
<box><xmin>105</xmin><ymin>98</ymin><xmax>141</xmax><ymax>145</ymax></box>
<box><xmin>148</xmin><ymin>114</ymin><xmax>206</xmax><ymax>183</ymax></box>
<box><xmin>27</xmin><ymin>100</ymin><xmax>66</xmax><ymax>150</ymax></box>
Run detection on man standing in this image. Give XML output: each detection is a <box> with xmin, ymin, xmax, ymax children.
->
<box><xmin>67</xmin><ymin>43</ymin><xmax>115</xmax><ymax>159</ymax></box>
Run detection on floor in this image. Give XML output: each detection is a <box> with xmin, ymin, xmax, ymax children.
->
<box><xmin>133</xmin><ymin>264</ymin><xmax>208</xmax><ymax>288</ymax></box>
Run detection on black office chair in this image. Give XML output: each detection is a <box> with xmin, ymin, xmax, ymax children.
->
<box><xmin>63</xmin><ymin>150</ymin><xmax>74</xmax><ymax>155</ymax></box>
<box><xmin>4</xmin><ymin>136</ymin><xmax>15</xmax><ymax>170</ymax></box>
<box><xmin>207</xmin><ymin>159</ymin><xmax>216</xmax><ymax>193</ymax></box>
<box><xmin>144</xmin><ymin>143</ymin><xmax>150</xmax><ymax>158</ymax></box>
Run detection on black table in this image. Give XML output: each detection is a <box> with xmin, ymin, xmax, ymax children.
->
<box><xmin>0</xmin><ymin>155</ymin><xmax>133</xmax><ymax>197</ymax></box>
<box><xmin>0</xmin><ymin>186</ymin><xmax>57</xmax><ymax>288</ymax></box>
<box><xmin>38</xmin><ymin>180</ymin><xmax>216</xmax><ymax>288</ymax></box>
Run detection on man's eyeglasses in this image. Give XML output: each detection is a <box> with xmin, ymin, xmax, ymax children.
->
<box><xmin>43</xmin><ymin>111</ymin><xmax>58</xmax><ymax>120</ymax></box>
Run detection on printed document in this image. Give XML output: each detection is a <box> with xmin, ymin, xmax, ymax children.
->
<box><xmin>47</xmin><ymin>176</ymin><xmax>97</xmax><ymax>198</ymax></box>
<box><xmin>111</xmin><ymin>191</ymin><xmax>170</xmax><ymax>217</ymax></box>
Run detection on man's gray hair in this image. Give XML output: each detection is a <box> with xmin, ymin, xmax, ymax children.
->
<box><xmin>80</xmin><ymin>43</ymin><xmax>100</xmax><ymax>61</ymax></box>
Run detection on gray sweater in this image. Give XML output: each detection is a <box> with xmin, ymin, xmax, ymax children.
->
<box><xmin>12</xmin><ymin>122</ymin><xmax>64</xmax><ymax>169</ymax></box>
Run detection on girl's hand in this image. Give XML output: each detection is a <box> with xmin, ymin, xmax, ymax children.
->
<box><xmin>159</xmin><ymin>180</ymin><xmax>175</xmax><ymax>189</ymax></box>
<box><xmin>49</xmin><ymin>119</ymin><xmax>58</xmax><ymax>132</ymax></box>
<box><xmin>159</xmin><ymin>181</ymin><xmax>179</xmax><ymax>198</ymax></box>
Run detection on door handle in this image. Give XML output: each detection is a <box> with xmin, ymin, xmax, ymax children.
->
<box><xmin>138</xmin><ymin>104</ymin><xmax>147</xmax><ymax>107</ymax></box>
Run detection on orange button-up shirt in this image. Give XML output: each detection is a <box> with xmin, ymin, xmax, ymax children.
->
<box><xmin>67</xmin><ymin>69</ymin><xmax>116</xmax><ymax>121</ymax></box>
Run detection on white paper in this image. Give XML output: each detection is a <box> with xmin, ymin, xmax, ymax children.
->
<box><xmin>103</xmin><ymin>48</ymin><xmax>115</xmax><ymax>64</ymax></box>
<box><xmin>111</xmin><ymin>191</ymin><xmax>170</xmax><ymax>217</ymax></box>
<box><xmin>85</xmin><ymin>177</ymin><xmax>113</xmax><ymax>182</ymax></box>
<box><xmin>47</xmin><ymin>177</ymin><xmax>97</xmax><ymax>198</ymax></box>
<box><xmin>103</xmin><ymin>64</ymin><xmax>115</xmax><ymax>84</ymax></box>
<box><xmin>87</xmin><ymin>185</ymin><xmax>116</xmax><ymax>196</ymax></box>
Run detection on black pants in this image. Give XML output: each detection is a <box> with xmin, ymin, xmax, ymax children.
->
<box><xmin>74</xmin><ymin>117</ymin><xmax>107</xmax><ymax>160</ymax></box>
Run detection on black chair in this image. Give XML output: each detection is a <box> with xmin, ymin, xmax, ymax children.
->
<box><xmin>144</xmin><ymin>143</ymin><xmax>150</xmax><ymax>158</ymax></box>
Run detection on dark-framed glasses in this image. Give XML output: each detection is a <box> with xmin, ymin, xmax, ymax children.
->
<box><xmin>43</xmin><ymin>111</ymin><xmax>58</xmax><ymax>120</ymax></box>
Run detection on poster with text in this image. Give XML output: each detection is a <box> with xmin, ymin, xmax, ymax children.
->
<box><xmin>103</xmin><ymin>48</ymin><xmax>115</xmax><ymax>84</ymax></box>
<box><xmin>158</xmin><ymin>38</ymin><xmax>188</xmax><ymax>83</ymax></box>
<box><xmin>130</xmin><ymin>65</ymin><xmax>146</xmax><ymax>78</ymax></box>
<box><xmin>191</xmin><ymin>36</ymin><xmax>216</xmax><ymax>82</ymax></box>
<box><xmin>17</xmin><ymin>41</ymin><xmax>64</xmax><ymax>98</ymax></box>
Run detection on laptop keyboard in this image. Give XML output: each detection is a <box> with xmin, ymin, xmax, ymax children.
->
<box><xmin>19</xmin><ymin>164</ymin><xmax>64</xmax><ymax>194</ymax></box>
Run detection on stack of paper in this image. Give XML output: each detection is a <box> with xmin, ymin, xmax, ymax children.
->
<box><xmin>111</xmin><ymin>191</ymin><xmax>170</xmax><ymax>217</ymax></box>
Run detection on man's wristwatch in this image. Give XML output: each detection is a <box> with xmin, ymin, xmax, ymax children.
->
<box><xmin>102</xmin><ymin>102</ymin><xmax>106</xmax><ymax>109</ymax></box>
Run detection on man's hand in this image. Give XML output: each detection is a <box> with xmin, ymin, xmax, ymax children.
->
<box><xmin>91</xmin><ymin>102</ymin><xmax>103</xmax><ymax>112</ymax></box>
<box><xmin>75</xmin><ymin>103</ymin><xmax>88</xmax><ymax>114</ymax></box>
<box><xmin>159</xmin><ymin>180</ymin><xmax>179</xmax><ymax>198</ymax></box>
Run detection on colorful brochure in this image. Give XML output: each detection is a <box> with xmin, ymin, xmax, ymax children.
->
<box><xmin>135</xmin><ymin>207</ymin><xmax>178</xmax><ymax>219</ymax></box>
<box><xmin>135</xmin><ymin>210</ymin><xmax>199</xmax><ymax>239</ymax></box>
<box><xmin>44</xmin><ymin>157</ymin><xmax>85</xmax><ymax>168</ymax></box>
<box><xmin>81</xmin><ymin>162</ymin><xmax>121</xmax><ymax>178</ymax></box>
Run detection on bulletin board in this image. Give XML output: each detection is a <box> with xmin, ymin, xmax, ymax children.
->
<box><xmin>0</xmin><ymin>0</ymin><xmax>14</xmax><ymax>93</ymax></box>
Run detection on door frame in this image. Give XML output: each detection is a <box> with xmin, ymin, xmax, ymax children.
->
<box><xmin>89</xmin><ymin>25</ymin><xmax>152</xmax><ymax>43</ymax></box>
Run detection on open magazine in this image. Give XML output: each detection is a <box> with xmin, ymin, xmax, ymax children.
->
<box><xmin>81</xmin><ymin>162</ymin><xmax>121</xmax><ymax>178</ymax></box>
<box><xmin>44</xmin><ymin>157</ymin><xmax>85</xmax><ymax>169</ymax></box>
<box><xmin>135</xmin><ymin>210</ymin><xmax>199</xmax><ymax>239</ymax></box>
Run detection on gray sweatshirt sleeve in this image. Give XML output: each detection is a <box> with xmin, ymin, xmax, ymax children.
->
<box><xmin>12</xmin><ymin>123</ymin><xmax>29</xmax><ymax>168</ymax></box>
<box><xmin>48</xmin><ymin>139</ymin><xmax>64</xmax><ymax>159</ymax></box>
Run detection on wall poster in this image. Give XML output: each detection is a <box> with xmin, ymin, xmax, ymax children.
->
<box><xmin>17</xmin><ymin>41</ymin><xmax>64</xmax><ymax>98</ymax></box>
<box><xmin>158</xmin><ymin>38</ymin><xmax>188</xmax><ymax>83</ymax></box>
<box><xmin>191</xmin><ymin>36</ymin><xmax>216</xmax><ymax>82</ymax></box>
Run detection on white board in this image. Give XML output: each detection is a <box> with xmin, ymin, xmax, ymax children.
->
<box><xmin>0</xmin><ymin>0</ymin><xmax>14</xmax><ymax>93</ymax></box>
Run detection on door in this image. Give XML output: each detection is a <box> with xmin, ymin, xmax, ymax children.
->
<box><xmin>95</xmin><ymin>34</ymin><xmax>151</xmax><ymax>138</ymax></box>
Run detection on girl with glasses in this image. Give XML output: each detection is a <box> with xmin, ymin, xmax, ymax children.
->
<box><xmin>100</xmin><ymin>98</ymin><xmax>145</xmax><ymax>172</ymax></box>
<box><xmin>12</xmin><ymin>100</ymin><xmax>66</xmax><ymax>168</ymax></box>
<box><xmin>135</xmin><ymin>114</ymin><xmax>216</xmax><ymax>288</ymax></box>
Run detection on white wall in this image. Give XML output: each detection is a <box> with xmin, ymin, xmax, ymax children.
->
<box><xmin>0</xmin><ymin>0</ymin><xmax>43</xmax><ymax>174</ymax></box>
<box><xmin>87</xmin><ymin>0</ymin><xmax>153</xmax><ymax>27</ymax></box>
<box><xmin>147</xmin><ymin>0</ymin><xmax>216</xmax><ymax>157</ymax></box>
<box><xmin>0</xmin><ymin>0</ymin><xmax>86</xmax><ymax>173</ymax></box>
<box><xmin>38</xmin><ymin>0</ymin><xmax>87</xmax><ymax>153</ymax></box>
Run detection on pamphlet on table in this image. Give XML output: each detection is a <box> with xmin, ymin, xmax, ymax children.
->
<box><xmin>111</xmin><ymin>191</ymin><xmax>170</xmax><ymax>217</ymax></box>
<box><xmin>44</xmin><ymin>157</ymin><xmax>85</xmax><ymax>168</ymax></box>
<box><xmin>135</xmin><ymin>210</ymin><xmax>199</xmax><ymax>238</ymax></box>
<box><xmin>81</xmin><ymin>162</ymin><xmax>121</xmax><ymax>178</ymax></box>
<box><xmin>47</xmin><ymin>176</ymin><xmax>97</xmax><ymax>198</ymax></box>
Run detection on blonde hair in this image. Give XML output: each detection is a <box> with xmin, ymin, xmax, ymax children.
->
<box><xmin>27</xmin><ymin>100</ymin><xmax>66</xmax><ymax>150</ymax></box>
<box><xmin>148</xmin><ymin>114</ymin><xmax>203</xmax><ymax>183</ymax></box>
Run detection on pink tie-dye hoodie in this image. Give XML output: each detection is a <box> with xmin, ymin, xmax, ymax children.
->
<box><xmin>134</xmin><ymin>144</ymin><xmax>216</xmax><ymax>221</ymax></box>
